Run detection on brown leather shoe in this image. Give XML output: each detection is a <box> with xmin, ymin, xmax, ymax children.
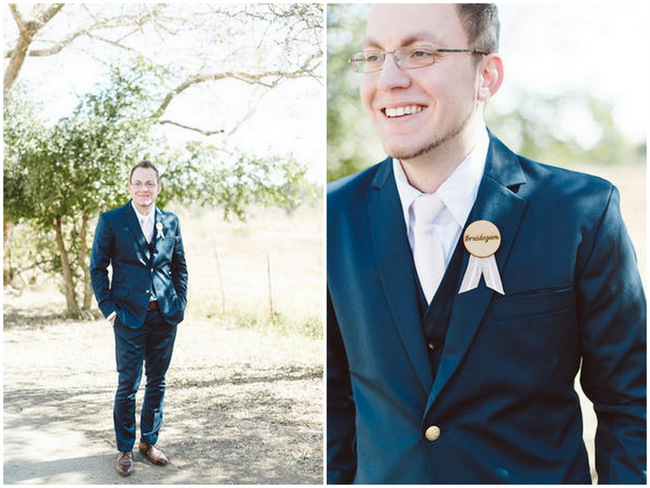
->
<box><xmin>116</xmin><ymin>451</ymin><xmax>134</xmax><ymax>476</ymax></box>
<box><xmin>139</xmin><ymin>441</ymin><xmax>169</xmax><ymax>466</ymax></box>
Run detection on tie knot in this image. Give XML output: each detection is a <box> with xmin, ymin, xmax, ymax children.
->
<box><xmin>410</xmin><ymin>193</ymin><xmax>444</xmax><ymax>225</ymax></box>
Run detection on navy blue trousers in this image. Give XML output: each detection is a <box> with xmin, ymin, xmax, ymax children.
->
<box><xmin>113</xmin><ymin>308</ymin><xmax>177</xmax><ymax>452</ymax></box>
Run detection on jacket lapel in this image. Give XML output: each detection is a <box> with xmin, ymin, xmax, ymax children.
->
<box><xmin>367</xmin><ymin>159</ymin><xmax>434</xmax><ymax>393</ymax></box>
<box><xmin>425</xmin><ymin>135</ymin><xmax>528</xmax><ymax>411</ymax></box>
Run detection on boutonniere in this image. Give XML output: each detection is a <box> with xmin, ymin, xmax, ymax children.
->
<box><xmin>156</xmin><ymin>222</ymin><xmax>164</xmax><ymax>240</ymax></box>
<box><xmin>458</xmin><ymin>220</ymin><xmax>505</xmax><ymax>295</ymax></box>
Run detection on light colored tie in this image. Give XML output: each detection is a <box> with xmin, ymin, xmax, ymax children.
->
<box><xmin>141</xmin><ymin>216</ymin><xmax>152</xmax><ymax>243</ymax></box>
<box><xmin>410</xmin><ymin>193</ymin><xmax>446</xmax><ymax>303</ymax></box>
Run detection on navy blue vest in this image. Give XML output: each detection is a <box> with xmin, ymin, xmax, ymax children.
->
<box><xmin>146</xmin><ymin>231</ymin><xmax>158</xmax><ymax>300</ymax></box>
<box><xmin>415</xmin><ymin>236</ymin><xmax>467</xmax><ymax>375</ymax></box>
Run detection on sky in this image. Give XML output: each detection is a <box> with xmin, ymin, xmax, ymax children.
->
<box><xmin>496</xmin><ymin>2</ymin><xmax>648</xmax><ymax>145</ymax></box>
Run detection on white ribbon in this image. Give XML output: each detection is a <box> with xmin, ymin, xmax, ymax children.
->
<box><xmin>458</xmin><ymin>255</ymin><xmax>505</xmax><ymax>295</ymax></box>
<box><xmin>156</xmin><ymin>223</ymin><xmax>164</xmax><ymax>240</ymax></box>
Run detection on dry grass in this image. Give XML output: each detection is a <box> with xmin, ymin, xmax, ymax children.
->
<box><xmin>177</xmin><ymin>202</ymin><xmax>323</xmax><ymax>336</ymax></box>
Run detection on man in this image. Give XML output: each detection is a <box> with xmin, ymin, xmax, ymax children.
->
<box><xmin>90</xmin><ymin>160</ymin><xmax>188</xmax><ymax>476</ymax></box>
<box><xmin>327</xmin><ymin>4</ymin><xmax>646</xmax><ymax>484</ymax></box>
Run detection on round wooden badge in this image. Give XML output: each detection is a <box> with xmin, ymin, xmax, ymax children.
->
<box><xmin>463</xmin><ymin>220</ymin><xmax>501</xmax><ymax>258</ymax></box>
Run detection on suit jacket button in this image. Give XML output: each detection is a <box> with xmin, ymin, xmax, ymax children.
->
<box><xmin>425</xmin><ymin>425</ymin><xmax>441</xmax><ymax>442</ymax></box>
<box><xmin>145</xmin><ymin>289</ymin><xmax>150</xmax><ymax>294</ymax></box>
<box><xmin>150</xmin><ymin>268</ymin><xmax>154</xmax><ymax>273</ymax></box>
<box><xmin>428</xmin><ymin>342</ymin><xmax>436</xmax><ymax>352</ymax></box>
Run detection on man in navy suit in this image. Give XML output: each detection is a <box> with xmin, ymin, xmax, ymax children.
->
<box><xmin>91</xmin><ymin>160</ymin><xmax>188</xmax><ymax>476</ymax></box>
<box><xmin>327</xmin><ymin>4</ymin><xmax>646</xmax><ymax>484</ymax></box>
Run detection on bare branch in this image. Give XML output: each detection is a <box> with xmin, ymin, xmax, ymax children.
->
<box><xmin>4</xmin><ymin>11</ymin><xmax>154</xmax><ymax>59</ymax></box>
<box><xmin>226</xmin><ymin>86</ymin><xmax>270</xmax><ymax>136</ymax></box>
<box><xmin>153</xmin><ymin>65</ymin><xmax>318</xmax><ymax>118</ymax></box>
<box><xmin>8</xmin><ymin>4</ymin><xmax>27</xmax><ymax>31</ymax></box>
<box><xmin>6</xmin><ymin>29</ymin><xmax>82</xmax><ymax>58</ymax></box>
<box><xmin>4</xmin><ymin>3</ymin><xmax>65</xmax><ymax>98</ymax></box>
<box><xmin>158</xmin><ymin>120</ymin><xmax>225</xmax><ymax>136</ymax></box>
<box><xmin>37</xmin><ymin>4</ymin><xmax>65</xmax><ymax>25</ymax></box>
<box><xmin>5</xmin><ymin>2</ymin><xmax>323</xmax><ymax>134</ymax></box>
<box><xmin>86</xmin><ymin>32</ymin><xmax>143</xmax><ymax>57</ymax></box>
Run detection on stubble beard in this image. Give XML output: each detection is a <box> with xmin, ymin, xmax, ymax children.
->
<box><xmin>385</xmin><ymin>100</ymin><xmax>476</xmax><ymax>162</ymax></box>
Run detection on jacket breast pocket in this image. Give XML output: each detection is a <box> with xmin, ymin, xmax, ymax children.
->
<box><xmin>488</xmin><ymin>286</ymin><xmax>575</xmax><ymax>321</ymax></box>
<box><xmin>157</xmin><ymin>239</ymin><xmax>175</xmax><ymax>253</ymax></box>
<box><xmin>481</xmin><ymin>286</ymin><xmax>579</xmax><ymax>385</ymax></box>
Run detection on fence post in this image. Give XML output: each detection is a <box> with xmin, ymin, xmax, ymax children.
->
<box><xmin>213</xmin><ymin>248</ymin><xmax>226</xmax><ymax>314</ymax></box>
<box><xmin>267</xmin><ymin>251</ymin><xmax>275</xmax><ymax>320</ymax></box>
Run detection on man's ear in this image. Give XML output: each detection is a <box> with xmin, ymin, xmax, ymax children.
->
<box><xmin>477</xmin><ymin>53</ymin><xmax>504</xmax><ymax>101</ymax></box>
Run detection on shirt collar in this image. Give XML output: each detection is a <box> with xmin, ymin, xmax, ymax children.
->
<box><xmin>394</xmin><ymin>126</ymin><xmax>489</xmax><ymax>230</ymax></box>
<box><xmin>131</xmin><ymin>200</ymin><xmax>155</xmax><ymax>221</ymax></box>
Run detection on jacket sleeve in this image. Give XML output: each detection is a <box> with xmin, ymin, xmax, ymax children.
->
<box><xmin>327</xmin><ymin>288</ymin><xmax>357</xmax><ymax>484</ymax></box>
<box><xmin>577</xmin><ymin>186</ymin><xmax>646</xmax><ymax>483</ymax></box>
<box><xmin>90</xmin><ymin>212</ymin><xmax>117</xmax><ymax>319</ymax></box>
<box><xmin>170</xmin><ymin>217</ymin><xmax>188</xmax><ymax>306</ymax></box>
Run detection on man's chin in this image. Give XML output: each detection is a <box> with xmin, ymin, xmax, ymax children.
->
<box><xmin>382</xmin><ymin>133</ymin><xmax>435</xmax><ymax>160</ymax></box>
<box><xmin>386</xmin><ymin>144</ymin><xmax>431</xmax><ymax>162</ymax></box>
<box><xmin>385</xmin><ymin>134</ymin><xmax>453</xmax><ymax>161</ymax></box>
<box><xmin>134</xmin><ymin>200</ymin><xmax>155</xmax><ymax>210</ymax></box>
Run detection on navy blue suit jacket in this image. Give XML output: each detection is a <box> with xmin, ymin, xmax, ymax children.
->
<box><xmin>90</xmin><ymin>201</ymin><xmax>188</xmax><ymax>328</ymax></box>
<box><xmin>327</xmin><ymin>134</ymin><xmax>646</xmax><ymax>484</ymax></box>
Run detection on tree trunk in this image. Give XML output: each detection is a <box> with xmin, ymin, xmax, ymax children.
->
<box><xmin>4</xmin><ymin>4</ymin><xmax>65</xmax><ymax>100</ymax></box>
<box><xmin>3</xmin><ymin>26</ymin><xmax>34</xmax><ymax>99</ymax></box>
<box><xmin>54</xmin><ymin>217</ymin><xmax>82</xmax><ymax>319</ymax></box>
<box><xmin>79</xmin><ymin>209</ymin><xmax>93</xmax><ymax>311</ymax></box>
<box><xmin>4</xmin><ymin>217</ymin><xmax>15</xmax><ymax>283</ymax></box>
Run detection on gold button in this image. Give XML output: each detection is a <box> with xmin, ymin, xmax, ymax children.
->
<box><xmin>145</xmin><ymin>289</ymin><xmax>150</xmax><ymax>294</ymax></box>
<box><xmin>425</xmin><ymin>425</ymin><xmax>441</xmax><ymax>442</ymax></box>
<box><xmin>428</xmin><ymin>342</ymin><xmax>435</xmax><ymax>352</ymax></box>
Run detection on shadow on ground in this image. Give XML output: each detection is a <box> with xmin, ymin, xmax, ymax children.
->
<box><xmin>4</xmin><ymin>294</ymin><xmax>323</xmax><ymax>485</ymax></box>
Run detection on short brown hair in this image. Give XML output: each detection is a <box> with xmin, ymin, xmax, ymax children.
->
<box><xmin>456</xmin><ymin>4</ymin><xmax>500</xmax><ymax>54</ymax></box>
<box><xmin>129</xmin><ymin>160</ymin><xmax>159</xmax><ymax>183</ymax></box>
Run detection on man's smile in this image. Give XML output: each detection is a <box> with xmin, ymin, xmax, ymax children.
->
<box><xmin>382</xmin><ymin>105</ymin><xmax>427</xmax><ymax>118</ymax></box>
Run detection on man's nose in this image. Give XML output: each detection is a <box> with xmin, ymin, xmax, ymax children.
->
<box><xmin>376</xmin><ymin>53</ymin><xmax>411</xmax><ymax>91</ymax></box>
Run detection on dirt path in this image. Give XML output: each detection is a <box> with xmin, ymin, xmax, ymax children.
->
<box><xmin>3</xmin><ymin>291</ymin><xmax>323</xmax><ymax>484</ymax></box>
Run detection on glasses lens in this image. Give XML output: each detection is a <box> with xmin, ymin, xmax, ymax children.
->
<box><xmin>363</xmin><ymin>52</ymin><xmax>384</xmax><ymax>72</ymax></box>
<box><xmin>350</xmin><ymin>48</ymin><xmax>438</xmax><ymax>73</ymax></box>
<box><xmin>401</xmin><ymin>48</ymin><xmax>436</xmax><ymax>69</ymax></box>
<box><xmin>350</xmin><ymin>52</ymin><xmax>385</xmax><ymax>73</ymax></box>
<box><xmin>349</xmin><ymin>54</ymin><xmax>365</xmax><ymax>72</ymax></box>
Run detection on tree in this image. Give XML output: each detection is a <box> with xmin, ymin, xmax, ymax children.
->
<box><xmin>4</xmin><ymin>68</ymin><xmax>156</xmax><ymax>317</ymax></box>
<box><xmin>4</xmin><ymin>3</ymin><xmax>322</xmax><ymax>135</ymax></box>
<box><xmin>485</xmin><ymin>88</ymin><xmax>646</xmax><ymax>167</ymax></box>
<box><xmin>4</xmin><ymin>4</ymin><xmax>322</xmax><ymax>318</ymax></box>
<box><xmin>3</xmin><ymin>3</ymin><xmax>64</xmax><ymax>97</ymax></box>
<box><xmin>5</xmin><ymin>65</ymin><xmax>314</xmax><ymax>318</ymax></box>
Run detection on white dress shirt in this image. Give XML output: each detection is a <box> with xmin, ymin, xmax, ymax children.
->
<box><xmin>394</xmin><ymin>127</ymin><xmax>489</xmax><ymax>271</ymax></box>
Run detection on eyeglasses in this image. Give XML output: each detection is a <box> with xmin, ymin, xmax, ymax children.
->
<box><xmin>130</xmin><ymin>182</ymin><xmax>158</xmax><ymax>189</ymax></box>
<box><xmin>348</xmin><ymin>47</ymin><xmax>489</xmax><ymax>73</ymax></box>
